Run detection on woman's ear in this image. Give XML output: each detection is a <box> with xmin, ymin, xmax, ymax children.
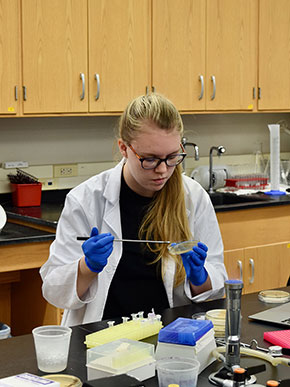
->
<box><xmin>118</xmin><ymin>139</ymin><xmax>128</xmax><ymax>158</ymax></box>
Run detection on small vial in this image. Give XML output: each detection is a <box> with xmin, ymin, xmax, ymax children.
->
<box><xmin>122</xmin><ymin>316</ymin><xmax>129</xmax><ymax>323</ymax></box>
<box><xmin>138</xmin><ymin>311</ymin><xmax>144</xmax><ymax>319</ymax></box>
<box><xmin>107</xmin><ymin>321</ymin><xmax>115</xmax><ymax>328</ymax></box>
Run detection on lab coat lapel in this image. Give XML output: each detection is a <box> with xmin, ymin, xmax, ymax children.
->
<box><xmin>102</xmin><ymin>160</ymin><xmax>124</xmax><ymax>238</ymax></box>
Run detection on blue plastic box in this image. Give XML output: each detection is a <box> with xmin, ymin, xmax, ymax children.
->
<box><xmin>158</xmin><ymin>317</ymin><xmax>214</xmax><ymax>346</ymax></box>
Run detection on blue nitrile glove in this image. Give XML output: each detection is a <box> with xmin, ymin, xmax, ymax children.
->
<box><xmin>181</xmin><ymin>241</ymin><xmax>209</xmax><ymax>286</ymax></box>
<box><xmin>82</xmin><ymin>227</ymin><xmax>114</xmax><ymax>273</ymax></box>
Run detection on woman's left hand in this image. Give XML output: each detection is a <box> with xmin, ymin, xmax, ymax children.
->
<box><xmin>181</xmin><ymin>242</ymin><xmax>208</xmax><ymax>286</ymax></box>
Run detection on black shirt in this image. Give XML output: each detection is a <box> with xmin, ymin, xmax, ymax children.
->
<box><xmin>102</xmin><ymin>173</ymin><xmax>169</xmax><ymax>320</ymax></box>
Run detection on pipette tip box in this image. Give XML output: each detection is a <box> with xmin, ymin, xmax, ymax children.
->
<box><xmin>86</xmin><ymin>338</ymin><xmax>155</xmax><ymax>381</ymax></box>
<box><xmin>155</xmin><ymin>317</ymin><xmax>216</xmax><ymax>373</ymax></box>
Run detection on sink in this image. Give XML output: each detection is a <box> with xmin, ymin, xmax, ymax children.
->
<box><xmin>208</xmin><ymin>192</ymin><xmax>272</xmax><ymax>206</ymax></box>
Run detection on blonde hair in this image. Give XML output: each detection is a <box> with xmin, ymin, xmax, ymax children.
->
<box><xmin>119</xmin><ymin>94</ymin><xmax>192</xmax><ymax>286</ymax></box>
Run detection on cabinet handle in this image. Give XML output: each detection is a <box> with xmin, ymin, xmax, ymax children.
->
<box><xmin>152</xmin><ymin>86</ymin><xmax>156</xmax><ymax>93</ymax></box>
<box><xmin>80</xmin><ymin>73</ymin><xmax>85</xmax><ymax>100</ymax></box>
<box><xmin>253</xmin><ymin>87</ymin><xmax>256</xmax><ymax>99</ymax></box>
<box><xmin>237</xmin><ymin>260</ymin><xmax>243</xmax><ymax>281</ymax></box>
<box><xmin>210</xmin><ymin>75</ymin><xmax>216</xmax><ymax>100</ymax></box>
<box><xmin>249</xmin><ymin>258</ymin><xmax>255</xmax><ymax>284</ymax></box>
<box><xmin>15</xmin><ymin>86</ymin><xmax>18</xmax><ymax>101</ymax></box>
<box><xmin>145</xmin><ymin>86</ymin><xmax>149</xmax><ymax>95</ymax></box>
<box><xmin>198</xmin><ymin>75</ymin><xmax>204</xmax><ymax>100</ymax></box>
<box><xmin>94</xmin><ymin>73</ymin><xmax>100</xmax><ymax>100</ymax></box>
<box><xmin>258</xmin><ymin>87</ymin><xmax>261</xmax><ymax>100</ymax></box>
<box><xmin>23</xmin><ymin>86</ymin><xmax>27</xmax><ymax>101</ymax></box>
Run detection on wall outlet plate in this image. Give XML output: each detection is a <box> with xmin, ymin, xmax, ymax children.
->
<box><xmin>53</xmin><ymin>164</ymin><xmax>78</xmax><ymax>178</ymax></box>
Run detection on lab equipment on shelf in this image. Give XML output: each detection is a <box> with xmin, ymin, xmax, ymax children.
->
<box><xmin>266</xmin><ymin>124</ymin><xmax>286</xmax><ymax>196</ymax></box>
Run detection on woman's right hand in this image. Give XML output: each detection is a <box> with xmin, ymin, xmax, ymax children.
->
<box><xmin>82</xmin><ymin>227</ymin><xmax>114</xmax><ymax>273</ymax></box>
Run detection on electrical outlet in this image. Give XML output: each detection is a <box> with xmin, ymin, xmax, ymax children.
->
<box><xmin>54</xmin><ymin>164</ymin><xmax>78</xmax><ymax>178</ymax></box>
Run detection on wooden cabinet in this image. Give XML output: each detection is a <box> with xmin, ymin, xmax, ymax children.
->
<box><xmin>218</xmin><ymin>206</ymin><xmax>290</xmax><ymax>294</ymax></box>
<box><xmin>20</xmin><ymin>0</ymin><xmax>150</xmax><ymax>114</ymax></box>
<box><xmin>152</xmin><ymin>0</ymin><xmax>206</xmax><ymax>111</ymax></box>
<box><xmin>152</xmin><ymin>0</ymin><xmax>257</xmax><ymax>112</ymax></box>
<box><xmin>206</xmin><ymin>0</ymin><xmax>257</xmax><ymax>111</ymax></box>
<box><xmin>0</xmin><ymin>0</ymin><xmax>20</xmax><ymax>115</ymax></box>
<box><xmin>0</xmin><ymin>239</ymin><xmax>61</xmax><ymax>335</ymax></box>
<box><xmin>21</xmin><ymin>0</ymin><xmax>88</xmax><ymax>114</ymax></box>
<box><xmin>2</xmin><ymin>0</ymin><xmax>290</xmax><ymax>116</ymax></box>
<box><xmin>224</xmin><ymin>242</ymin><xmax>290</xmax><ymax>294</ymax></box>
<box><xmin>258</xmin><ymin>0</ymin><xmax>290</xmax><ymax>110</ymax></box>
<box><xmin>88</xmin><ymin>0</ymin><xmax>150</xmax><ymax>112</ymax></box>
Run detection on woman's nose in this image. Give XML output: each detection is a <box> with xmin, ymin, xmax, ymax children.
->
<box><xmin>154</xmin><ymin>160</ymin><xmax>168</xmax><ymax>173</ymax></box>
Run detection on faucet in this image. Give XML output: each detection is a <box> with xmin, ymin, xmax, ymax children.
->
<box><xmin>181</xmin><ymin>137</ymin><xmax>199</xmax><ymax>172</ymax></box>
<box><xmin>209</xmin><ymin>145</ymin><xmax>226</xmax><ymax>194</ymax></box>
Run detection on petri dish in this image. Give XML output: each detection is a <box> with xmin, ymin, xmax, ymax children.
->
<box><xmin>43</xmin><ymin>375</ymin><xmax>82</xmax><ymax>387</ymax></box>
<box><xmin>167</xmin><ymin>240</ymin><xmax>199</xmax><ymax>255</ymax></box>
<box><xmin>258</xmin><ymin>290</ymin><xmax>290</xmax><ymax>304</ymax></box>
<box><xmin>192</xmin><ymin>312</ymin><xmax>206</xmax><ymax>320</ymax></box>
<box><xmin>205</xmin><ymin>309</ymin><xmax>226</xmax><ymax>338</ymax></box>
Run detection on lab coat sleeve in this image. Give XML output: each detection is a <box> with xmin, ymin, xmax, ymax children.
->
<box><xmin>182</xmin><ymin>178</ymin><xmax>228</xmax><ymax>302</ymax></box>
<box><xmin>40</xmin><ymin>193</ymin><xmax>99</xmax><ymax>310</ymax></box>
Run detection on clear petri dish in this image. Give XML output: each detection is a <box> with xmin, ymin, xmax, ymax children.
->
<box><xmin>167</xmin><ymin>240</ymin><xmax>199</xmax><ymax>255</ymax></box>
<box><xmin>42</xmin><ymin>375</ymin><xmax>82</xmax><ymax>387</ymax></box>
<box><xmin>205</xmin><ymin>309</ymin><xmax>226</xmax><ymax>338</ymax></box>
<box><xmin>258</xmin><ymin>290</ymin><xmax>290</xmax><ymax>304</ymax></box>
<box><xmin>192</xmin><ymin>312</ymin><xmax>206</xmax><ymax>320</ymax></box>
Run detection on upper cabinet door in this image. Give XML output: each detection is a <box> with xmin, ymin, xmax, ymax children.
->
<box><xmin>206</xmin><ymin>0</ymin><xmax>257</xmax><ymax>111</ymax></box>
<box><xmin>21</xmin><ymin>0</ymin><xmax>87</xmax><ymax>114</ymax></box>
<box><xmin>0</xmin><ymin>0</ymin><xmax>20</xmax><ymax>115</ymax></box>
<box><xmin>152</xmin><ymin>0</ymin><xmax>206</xmax><ymax>111</ymax></box>
<box><xmin>89</xmin><ymin>0</ymin><xmax>150</xmax><ymax>113</ymax></box>
<box><xmin>259</xmin><ymin>0</ymin><xmax>290</xmax><ymax>110</ymax></box>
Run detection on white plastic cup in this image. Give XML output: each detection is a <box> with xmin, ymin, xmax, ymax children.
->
<box><xmin>32</xmin><ymin>325</ymin><xmax>72</xmax><ymax>373</ymax></box>
<box><xmin>156</xmin><ymin>357</ymin><xmax>200</xmax><ymax>387</ymax></box>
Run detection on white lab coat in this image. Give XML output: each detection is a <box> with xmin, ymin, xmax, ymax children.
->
<box><xmin>40</xmin><ymin>160</ymin><xmax>227</xmax><ymax>327</ymax></box>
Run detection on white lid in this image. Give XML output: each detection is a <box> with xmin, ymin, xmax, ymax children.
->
<box><xmin>87</xmin><ymin>338</ymin><xmax>154</xmax><ymax>373</ymax></box>
<box><xmin>0</xmin><ymin>205</ymin><xmax>7</xmax><ymax>231</ymax></box>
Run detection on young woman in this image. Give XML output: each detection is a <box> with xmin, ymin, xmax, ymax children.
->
<box><xmin>40</xmin><ymin>93</ymin><xmax>227</xmax><ymax>326</ymax></box>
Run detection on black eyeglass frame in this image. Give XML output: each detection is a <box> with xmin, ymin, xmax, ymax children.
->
<box><xmin>128</xmin><ymin>143</ymin><xmax>187</xmax><ymax>170</ymax></box>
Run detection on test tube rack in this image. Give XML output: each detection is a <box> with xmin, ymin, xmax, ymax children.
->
<box><xmin>85</xmin><ymin>312</ymin><xmax>163</xmax><ymax>348</ymax></box>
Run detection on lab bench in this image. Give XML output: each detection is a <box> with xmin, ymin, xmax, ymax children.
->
<box><xmin>0</xmin><ymin>288</ymin><xmax>289</xmax><ymax>386</ymax></box>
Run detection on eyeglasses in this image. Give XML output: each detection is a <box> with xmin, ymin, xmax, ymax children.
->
<box><xmin>128</xmin><ymin>143</ymin><xmax>187</xmax><ymax>170</ymax></box>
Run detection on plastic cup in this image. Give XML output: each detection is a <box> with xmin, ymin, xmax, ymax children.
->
<box><xmin>0</xmin><ymin>323</ymin><xmax>11</xmax><ymax>339</ymax></box>
<box><xmin>156</xmin><ymin>357</ymin><xmax>200</xmax><ymax>387</ymax></box>
<box><xmin>32</xmin><ymin>325</ymin><xmax>72</xmax><ymax>373</ymax></box>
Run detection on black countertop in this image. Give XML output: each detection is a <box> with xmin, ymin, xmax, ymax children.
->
<box><xmin>1</xmin><ymin>189</ymin><xmax>290</xmax><ymax>245</ymax></box>
<box><xmin>0</xmin><ymin>287</ymin><xmax>290</xmax><ymax>385</ymax></box>
<box><xmin>0</xmin><ymin>222</ymin><xmax>55</xmax><ymax>246</ymax></box>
